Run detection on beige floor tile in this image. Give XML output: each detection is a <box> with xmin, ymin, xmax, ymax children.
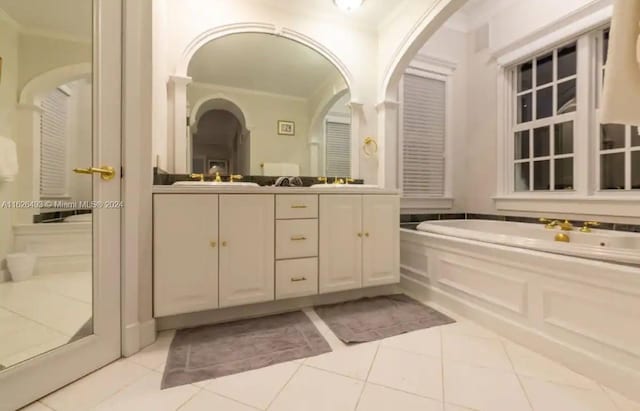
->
<box><xmin>40</xmin><ymin>360</ymin><xmax>151</xmax><ymax>411</ymax></box>
<box><xmin>19</xmin><ymin>402</ymin><xmax>55</xmax><ymax>411</ymax></box>
<box><xmin>444</xmin><ymin>404</ymin><xmax>476</xmax><ymax>411</ymax></box>
<box><xmin>203</xmin><ymin>361</ymin><xmax>300</xmax><ymax>409</ymax></box>
<box><xmin>367</xmin><ymin>346</ymin><xmax>442</xmax><ymax>400</ymax></box>
<box><xmin>93</xmin><ymin>372</ymin><xmax>199</xmax><ymax>410</ymax></box>
<box><xmin>503</xmin><ymin>341</ymin><xmax>600</xmax><ymax>390</ymax></box>
<box><xmin>443</xmin><ymin>362</ymin><xmax>531</xmax><ymax>411</ymax></box>
<box><xmin>180</xmin><ymin>390</ymin><xmax>259</xmax><ymax>411</ymax></box>
<box><xmin>127</xmin><ymin>330</ymin><xmax>175</xmax><ymax>371</ymax></box>
<box><xmin>269</xmin><ymin>366</ymin><xmax>363</xmax><ymax>411</ymax></box>
<box><xmin>602</xmin><ymin>386</ymin><xmax>640</xmax><ymax>411</ymax></box>
<box><xmin>442</xmin><ymin>332</ymin><xmax>512</xmax><ymax>371</ymax></box>
<box><xmin>356</xmin><ymin>383</ymin><xmax>443</xmax><ymax>411</ymax></box>
<box><xmin>520</xmin><ymin>376</ymin><xmax>618</xmax><ymax>411</ymax></box>
<box><xmin>380</xmin><ymin>327</ymin><xmax>442</xmax><ymax>357</ymax></box>
<box><xmin>304</xmin><ymin>342</ymin><xmax>378</xmax><ymax>380</ymax></box>
<box><xmin>440</xmin><ymin>321</ymin><xmax>500</xmax><ymax>340</ymax></box>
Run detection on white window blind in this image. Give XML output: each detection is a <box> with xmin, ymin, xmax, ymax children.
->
<box><xmin>402</xmin><ymin>73</ymin><xmax>446</xmax><ymax>196</ymax></box>
<box><xmin>325</xmin><ymin>121</ymin><xmax>351</xmax><ymax>177</ymax></box>
<box><xmin>40</xmin><ymin>88</ymin><xmax>70</xmax><ymax>198</ymax></box>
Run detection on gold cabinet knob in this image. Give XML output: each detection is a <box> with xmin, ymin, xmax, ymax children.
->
<box><xmin>357</xmin><ymin>233</ymin><xmax>363</xmax><ymax>237</ymax></box>
<box><xmin>365</xmin><ymin>232</ymin><xmax>370</xmax><ymax>237</ymax></box>
<box><xmin>209</xmin><ymin>241</ymin><xmax>217</xmax><ymax>248</ymax></box>
<box><xmin>222</xmin><ymin>241</ymin><xmax>228</xmax><ymax>247</ymax></box>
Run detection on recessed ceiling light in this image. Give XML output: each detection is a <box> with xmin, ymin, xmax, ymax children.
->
<box><xmin>334</xmin><ymin>0</ymin><xmax>364</xmax><ymax>12</ymax></box>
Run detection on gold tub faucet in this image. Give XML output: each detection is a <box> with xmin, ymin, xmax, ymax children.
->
<box><xmin>580</xmin><ymin>221</ymin><xmax>601</xmax><ymax>233</ymax></box>
<box><xmin>539</xmin><ymin>218</ymin><xmax>560</xmax><ymax>229</ymax></box>
<box><xmin>559</xmin><ymin>220</ymin><xmax>574</xmax><ymax>231</ymax></box>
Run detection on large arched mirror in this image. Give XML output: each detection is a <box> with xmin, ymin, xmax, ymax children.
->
<box><xmin>186</xmin><ymin>33</ymin><xmax>351</xmax><ymax>178</ymax></box>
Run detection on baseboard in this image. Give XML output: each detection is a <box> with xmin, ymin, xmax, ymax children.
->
<box><xmin>122</xmin><ymin>318</ymin><xmax>156</xmax><ymax>357</ymax></box>
<box><xmin>156</xmin><ymin>284</ymin><xmax>401</xmax><ymax>332</ymax></box>
<box><xmin>400</xmin><ymin>276</ymin><xmax>640</xmax><ymax>403</ymax></box>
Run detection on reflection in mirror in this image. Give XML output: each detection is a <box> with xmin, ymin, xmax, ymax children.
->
<box><xmin>0</xmin><ymin>0</ymin><xmax>93</xmax><ymax>371</ymax></box>
<box><xmin>186</xmin><ymin>33</ymin><xmax>351</xmax><ymax>178</ymax></box>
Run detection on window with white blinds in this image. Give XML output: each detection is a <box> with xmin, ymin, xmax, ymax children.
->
<box><xmin>401</xmin><ymin>73</ymin><xmax>447</xmax><ymax>197</ymax></box>
<box><xmin>325</xmin><ymin>120</ymin><xmax>351</xmax><ymax>177</ymax></box>
<box><xmin>40</xmin><ymin>88</ymin><xmax>70</xmax><ymax>198</ymax></box>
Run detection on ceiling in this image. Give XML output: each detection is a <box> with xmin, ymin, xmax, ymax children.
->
<box><xmin>188</xmin><ymin>33</ymin><xmax>345</xmax><ymax>98</ymax></box>
<box><xmin>0</xmin><ymin>0</ymin><xmax>92</xmax><ymax>40</ymax></box>
<box><xmin>253</xmin><ymin>0</ymin><xmax>402</xmax><ymax>29</ymax></box>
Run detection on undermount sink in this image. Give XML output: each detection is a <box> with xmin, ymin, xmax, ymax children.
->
<box><xmin>173</xmin><ymin>181</ymin><xmax>259</xmax><ymax>187</ymax></box>
<box><xmin>310</xmin><ymin>184</ymin><xmax>379</xmax><ymax>189</ymax></box>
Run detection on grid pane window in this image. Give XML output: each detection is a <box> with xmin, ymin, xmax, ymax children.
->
<box><xmin>511</xmin><ymin>42</ymin><xmax>577</xmax><ymax>192</ymax></box>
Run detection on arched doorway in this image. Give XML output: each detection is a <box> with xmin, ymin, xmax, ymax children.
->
<box><xmin>188</xmin><ymin>97</ymin><xmax>250</xmax><ymax>175</ymax></box>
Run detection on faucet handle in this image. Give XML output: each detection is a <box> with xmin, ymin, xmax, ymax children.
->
<box><xmin>333</xmin><ymin>178</ymin><xmax>345</xmax><ymax>185</ymax></box>
<box><xmin>190</xmin><ymin>173</ymin><xmax>205</xmax><ymax>182</ymax></box>
<box><xmin>230</xmin><ymin>174</ymin><xmax>243</xmax><ymax>183</ymax></box>
<box><xmin>580</xmin><ymin>221</ymin><xmax>600</xmax><ymax>233</ymax></box>
<box><xmin>317</xmin><ymin>177</ymin><xmax>328</xmax><ymax>184</ymax></box>
<box><xmin>345</xmin><ymin>178</ymin><xmax>355</xmax><ymax>185</ymax></box>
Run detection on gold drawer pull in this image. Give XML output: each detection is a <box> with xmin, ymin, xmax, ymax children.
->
<box><xmin>291</xmin><ymin>236</ymin><xmax>307</xmax><ymax>241</ymax></box>
<box><xmin>291</xmin><ymin>204</ymin><xmax>307</xmax><ymax>209</ymax></box>
<box><xmin>291</xmin><ymin>277</ymin><xmax>307</xmax><ymax>282</ymax></box>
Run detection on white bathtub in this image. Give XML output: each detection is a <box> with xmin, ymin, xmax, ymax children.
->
<box><xmin>417</xmin><ymin>219</ymin><xmax>640</xmax><ymax>265</ymax></box>
<box><xmin>400</xmin><ymin>220</ymin><xmax>640</xmax><ymax>402</ymax></box>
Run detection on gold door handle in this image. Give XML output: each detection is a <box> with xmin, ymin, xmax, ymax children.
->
<box><xmin>291</xmin><ymin>236</ymin><xmax>307</xmax><ymax>241</ymax></box>
<box><xmin>291</xmin><ymin>277</ymin><xmax>307</xmax><ymax>282</ymax></box>
<box><xmin>73</xmin><ymin>166</ymin><xmax>116</xmax><ymax>181</ymax></box>
<box><xmin>209</xmin><ymin>241</ymin><xmax>217</xmax><ymax>248</ymax></box>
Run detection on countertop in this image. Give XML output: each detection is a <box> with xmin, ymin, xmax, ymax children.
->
<box><xmin>152</xmin><ymin>185</ymin><xmax>400</xmax><ymax>195</ymax></box>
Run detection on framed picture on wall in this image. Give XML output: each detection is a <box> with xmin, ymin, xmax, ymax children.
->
<box><xmin>207</xmin><ymin>160</ymin><xmax>228</xmax><ymax>174</ymax></box>
<box><xmin>277</xmin><ymin>120</ymin><xmax>295</xmax><ymax>136</ymax></box>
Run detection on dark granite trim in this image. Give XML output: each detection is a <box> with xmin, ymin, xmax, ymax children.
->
<box><xmin>153</xmin><ymin>172</ymin><xmax>364</xmax><ymax>187</ymax></box>
<box><xmin>33</xmin><ymin>209</ymin><xmax>92</xmax><ymax>224</ymax></box>
<box><xmin>400</xmin><ymin>212</ymin><xmax>640</xmax><ymax>234</ymax></box>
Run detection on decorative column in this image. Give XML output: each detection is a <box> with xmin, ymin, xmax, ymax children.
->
<box><xmin>349</xmin><ymin>101</ymin><xmax>364</xmax><ymax>180</ymax></box>
<box><xmin>375</xmin><ymin>99</ymin><xmax>400</xmax><ymax>189</ymax></box>
<box><xmin>168</xmin><ymin>75</ymin><xmax>192</xmax><ymax>173</ymax></box>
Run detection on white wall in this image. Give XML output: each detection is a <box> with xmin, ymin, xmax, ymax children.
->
<box><xmin>188</xmin><ymin>83</ymin><xmax>312</xmax><ymax>175</ymax></box>
<box><xmin>66</xmin><ymin>79</ymin><xmax>92</xmax><ymax>203</ymax></box>
<box><xmin>0</xmin><ymin>18</ymin><xmax>20</xmax><ymax>279</ymax></box>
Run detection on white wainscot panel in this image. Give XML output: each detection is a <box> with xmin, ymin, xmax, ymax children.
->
<box><xmin>542</xmin><ymin>288</ymin><xmax>640</xmax><ymax>360</ymax></box>
<box><xmin>399</xmin><ymin>241</ymin><xmax>430</xmax><ymax>285</ymax></box>
<box><xmin>437</xmin><ymin>255</ymin><xmax>529</xmax><ymax>316</ymax></box>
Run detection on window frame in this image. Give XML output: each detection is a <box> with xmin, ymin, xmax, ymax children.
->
<box><xmin>398</xmin><ymin>57</ymin><xmax>455</xmax><ymax>212</ymax></box>
<box><xmin>495</xmin><ymin>11</ymin><xmax>640</xmax><ymax>216</ymax></box>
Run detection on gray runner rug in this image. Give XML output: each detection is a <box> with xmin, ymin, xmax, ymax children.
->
<box><xmin>161</xmin><ymin>310</ymin><xmax>331</xmax><ymax>389</ymax></box>
<box><xmin>314</xmin><ymin>294</ymin><xmax>455</xmax><ymax>344</ymax></box>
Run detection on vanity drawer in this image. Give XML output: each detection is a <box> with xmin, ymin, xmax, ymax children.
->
<box><xmin>276</xmin><ymin>195</ymin><xmax>318</xmax><ymax>219</ymax></box>
<box><xmin>276</xmin><ymin>219</ymin><xmax>318</xmax><ymax>259</ymax></box>
<box><xmin>276</xmin><ymin>258</ymin><xmax>318</xmax><ymax>300</ymax></box>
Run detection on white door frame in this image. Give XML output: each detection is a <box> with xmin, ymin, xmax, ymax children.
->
<box><xmin>0</xmin><ymin>1</ymin><xmax>122</xmax><ymax>409</ymax></box>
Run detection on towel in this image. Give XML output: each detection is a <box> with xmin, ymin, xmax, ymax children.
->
<box><xmin>0</xmin><ymin>136</ymin><xmax>18</xmax><ymax>182</ymax></box>
<box><xmin>600</xmin><ymin>0</ymin><xmax>640</xmax><ymax>125</ymax></box>
<box><xmin>262</xmin><ymin>163</ymin><xmax>300</xmax><ymax>176</ymax></box>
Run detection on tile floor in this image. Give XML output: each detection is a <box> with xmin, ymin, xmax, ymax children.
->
<box><xmin>0</xmin><ymin>272</ymin><xmax>92</xmax><ymax>367</ymax></box>
<box><xmin>21</xmin><ymin>305</ymin><xmax>640</xmax><ymax>411</ymax></box>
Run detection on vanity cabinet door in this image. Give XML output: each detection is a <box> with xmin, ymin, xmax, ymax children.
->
<box><xmin>154</xmin><ymin>194</ymin><xmax>219</xmax><ymax>317</ymax></box>
<box><xmin>319</xmin><ymin>195</ymin><xmax>363</xmax><ymax>293</ymax></box>
<box><xmin>219</xmin><ymin>195</ymin><xmax>275</xmax><ymax>307</ymax></box>
<box><xmin>362</xmin><ymin>195</ymin><xmax>400</xmax><ymax>287</ymax></box>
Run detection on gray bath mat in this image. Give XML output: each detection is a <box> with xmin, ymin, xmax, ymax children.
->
<box><xmin>314</xmin><ymin>294</ymin><xmax>455</xmax><ymax>343</ymax></box>
<box><xmin>161</xmin><ymin>311</ymin><xmax>331</xmax><ymax>389</ymax></box>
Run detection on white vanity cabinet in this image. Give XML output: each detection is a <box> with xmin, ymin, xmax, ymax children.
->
<box><xmin>219</xmin><ymin>195</ymin><xmax>275</xmax><ymax>307</ymax></box>
<box><xmin>319</xmin><ymin>195</ymin><xmax>399</xmax><ymax>293</ymax></box>
<box><xmin>153</xmin><ymin>189</ymin><xmax>399</xmax><ymax>318</ymax></box>
<box><xmin>154</xmin><ymin>194</ymin><xmax>220</xmax><ymax>317</ymax></box>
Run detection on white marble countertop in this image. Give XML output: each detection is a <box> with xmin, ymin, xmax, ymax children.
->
<box><xmin>152</xmin><ymin>185</ymin><xmax>400</xmax><ymax>195</ymax></box>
